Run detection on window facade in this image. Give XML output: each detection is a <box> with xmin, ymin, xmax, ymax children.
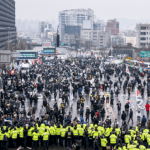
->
<box><xmin>0</xmin><ymin>0</ymin><xmax>16</xmax><ymax>50</ymax></box>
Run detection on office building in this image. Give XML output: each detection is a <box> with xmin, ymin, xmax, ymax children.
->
<box><xmin>93</xmin><ymin>20</ymin><xmax>106</xmax><ymax>31</ymax></box>
<box><xmin>81</xmin><ymin>28</ymin><xmax>111</xmax><ymax>48</ymax></box>
<box><xmin>0</xmin><ymin>0</ymin><xmax>16</xmax><ymax>50</ymax></box>
<box><xmin>39</xmin><ymin>22</ymin><xmax>53</xmax><ymax>39</ymax></box>
<box><xmin>59</xmin><ymin>9</ymin><xmax>94</xmax><ymax>41</ymax></box>
<box><xmin>107</xmin><ymin>19</ymin><xmax>119</xmax><ymax>35</ymax></box>
<box><xmin>136</xmin><ymin>23</ymin><xmax>150</xmax><ymax>48</ymax></box>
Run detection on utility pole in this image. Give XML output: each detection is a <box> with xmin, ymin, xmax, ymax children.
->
<box><xmin>56</xmin><ymin>25</ymin><xmax>59</xmax><ymax>47</ymax></box>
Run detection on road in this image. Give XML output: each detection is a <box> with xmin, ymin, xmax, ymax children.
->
<box><xmin>26</xmin><ymin>47</ymin><xmax>148</xmax><ymax>127</ymax></box>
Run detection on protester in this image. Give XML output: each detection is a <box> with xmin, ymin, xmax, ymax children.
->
<box><xmin>0</xmin><ymin>53</ymin><xmax>149</xmax><ymax>150</ymax></box>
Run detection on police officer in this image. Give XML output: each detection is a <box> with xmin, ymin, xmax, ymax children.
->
<box><xmin>100</xmin><ymin>135</ymin><xmax>107</xmax><ymax>150</ymax></box>
<box><xmin>60</xmin><ymin>126</ymin><xmax>66</xmax><ymax>146</ymax></box>
<box><xmin>73</xmin><ymin>125</ymin><xmax>79</xmax><ymax>144</ymax></box>
<box><xmin>2</xmin><ymin>135</ymin><xmax>8</xmax><ymax>150</ymax></box>
<box><xmin>65</xmin><ymin>127</ymin><xmax>73</xmax><ymax>148</ymax></box>
<box><xmin>55</xmin><ymin>124</ymin><xmax>61</xmax><ymax>146</ymax></box>
<box><xmin>0</xmin><ymin>129</ymin><xmax>5</xmax><ymax>149</ymax></box>
<box><xmin>11</xmin><ymin>127</ymin><xmax>18</xmax><ymax>148</ymax></box>
<box><xmin>110</xmin><ymin>132</ymin><xmax>117</xmax><ymax>149</ymax></box>
<box><xmin>83</xmin><ymin>126</ymin><xmax>89</xmax><ymax>150</ymax></box>
<box><xmin>39</xmin><ymin>123</ymin><xmax>45</xmax><ymax>146</ymax></box>
<box><xmin>49</xmin><ymin>124</ymin><xmax>55</xmax><ymax>146</ymax></box>
<box><xmin>23</xmin><ymin>125</ymin><xmax>28</xmax><ymax>149</ymax></box>
<box><xmin>93</xmin><ymin>136</ymin><xmax>100</xmax><ymax>150</ymax></box>
<box><xmin>42</xmin><ymin>129</ymin><xmax>49</xmax><ymax>150</ymax></box>
<box><xmin>32</xmin><ymin>129</ymin><xmax>39</xmax><ymax>150</ymax></box>
<box><xmin>19</xmin><ymin>125</ymin><xmax>24</xmax><ymax>147</ymax></box>
<box><xmin>78</xmin><ymin>124</ymin><xmax>84</xmax><ymax>145</ymax></box>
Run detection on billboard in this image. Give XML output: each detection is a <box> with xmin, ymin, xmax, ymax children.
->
<box><xmin>18</xmin><ymin>52</ymin><xmax>38</xmax><ymax>60</ymax></box>
<box><xmin>43</xmin><ymin>48</ymin><xmax>56</xmax><ymax>55</ymax></box>
<box><xmin>83</xmin><ymin>20</ymin><xmax>92</xmax><ymax>30</ymax></box>
<box><xmin>140</xmin><ymin>51</ymin><xmax>150</xmax><ymax>57</ymax></box>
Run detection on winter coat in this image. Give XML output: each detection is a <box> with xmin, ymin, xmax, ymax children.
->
<box><xmin>101</xmin><ymin>108</ymin><xmax>105</xmax><ymax>118</ymax></box>
<box><xmin>141</xmin><ymin>117</ymin><xmax>147</xmax><ymax>126</ymax></box>
<box><xmin>80</xmin><ymin>108</ymin><xmax>84</xmax><ymax>116</ymax></box>
<box><xmin>40</xmin><ymin>107</ymin><xmax>46</xmax><ymax>117</ymax></box>
<box><xmin>129</xmin><ymin>110</ymin><xmax>133</xmax><ymax>118</ymax></box>
<box><xmin>145</xmin><ymin>103</ymin><xmax>150</xmax><ymax>111</ymax></box>
<box><xmin>93</xmin><ymin>117</ymin><xmax>98</xmax><ymax>124</ymax></box>
<box><xmin>85</xmin><ymin>109</ymin><xmax>90</xmax><ymax>118</ymax></box>
<box><xmin>121</xmin><ymin>111</ymin><xmax>126</xmax><ymax>121</ymax></box>
<box><xmin>125</xmin><ymin>103</ymin><xmax>129</xmax><ymax>111</ymax></box>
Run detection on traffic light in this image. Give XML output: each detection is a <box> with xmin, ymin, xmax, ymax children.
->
<box><xmin>57</xmin><ymin>35</ymin><xmax>59</xmax><ymax>47</ymax></box>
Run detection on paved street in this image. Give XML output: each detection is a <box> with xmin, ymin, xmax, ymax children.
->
<box><xmin>25</xmin><ymin>47</ymin><xmax>148</xmax><ymax>128</ymax></box>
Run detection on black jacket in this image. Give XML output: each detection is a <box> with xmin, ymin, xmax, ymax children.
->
<box><xmin>125</xmin><ymin>103</ymin><xmax>129</xmax><ymax>110</ymax></box>
<box><xmin>121</xmin><ymin>112</ymin><xmax>126</xmax><ymax>121</ymax></box>
<box><xmin>129</xmin><ymin>110</ymin><xmax>133</xmax><ymax>118</ymax></box>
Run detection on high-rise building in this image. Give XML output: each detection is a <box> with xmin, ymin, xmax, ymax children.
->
<box><xmin>59</xmin><ymin>9</ymin><xmax>94</xmax><ymax>41</ymax></box>
<box><xmin>136</xmin><ymin>23</ymin><xmax>150</xmax><ymax>48</ymax></box>
<box><xmin>39</xmin><ymin>22</ymin><xmax>53</xmax><ymax>39</ymax></box>
<box><xmin>0</xmin><ymin>0</ymin><xmax>16</xmax><ymax>50</ymax></box>
<box><xmin>107</xmin><ymin>19</ymin><xmax>119</xmax><ymax>35</ymax></box>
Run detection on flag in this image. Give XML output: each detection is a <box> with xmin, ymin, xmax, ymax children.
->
<box><xmin>126</xmin><ymin>100</ymin><xmax>130</xmax><ymax>106</ymax></box>
<box><xmin>141</xmin><ymin>59</ymin><xmax>144</xmax><ymax>65</ymax></box>
<box><xmin>136</xmin><ymin>88</ymin><xmax>143</xmax><ymax>106</ymax></box>
<box><xmin>11</xmin><ymin>69</ymin><xmax>15</xmax><ymax>75</ymax></box>
<box><xmin>126</xmin><ymin>65</ymin><xmax>130</xmax><ymax>75</ymax></box>
<box><xmin>39</xmin><ymin>58</ymin><xmax>41</xmax><ymax>65</ymax></box>
<box><xmin>69</xmin><ymin>82</ymin><xmax>73</xmax><ymax>108</ymax></box>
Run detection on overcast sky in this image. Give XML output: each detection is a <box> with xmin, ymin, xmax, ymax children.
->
<box><xmin>15</xmin><ymin>0</ymin><xmax>150</xmax><ymax>21</ymax></box>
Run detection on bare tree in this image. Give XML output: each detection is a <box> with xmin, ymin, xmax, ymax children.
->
<box><xmin>5</xmin><ymin>42</ymin><xmax>14</xmax><ymax>51</ymax></box>
<box><xmin>16</xmin><ymin>38</ymin><xmax>26</xmax><ymax>50</ymax></box>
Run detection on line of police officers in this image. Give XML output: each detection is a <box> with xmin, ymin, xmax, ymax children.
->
<box><xmin>0</xmin><ymin>121</ymin><xmax>150</xmax><ymax>150</ymax></box>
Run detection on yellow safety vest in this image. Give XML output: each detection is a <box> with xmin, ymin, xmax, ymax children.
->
<box><xmin>32</xmin><ymin>132</ymin><xmax>39</xmax><ymax>141</ymax></box>
<box><xmin>42</xmin><ymin>132</ymin><xmax>49</xmax><ymax>141</ymax></box>
<box><xmin>12</xmin><ymin>130</ymin><xmax>18</xmax><ymax>139</ymax></box>
<box><xmin>73</xmin><ymin>130</ymin><xmax>78</xmax><ymax>136</ymax></box>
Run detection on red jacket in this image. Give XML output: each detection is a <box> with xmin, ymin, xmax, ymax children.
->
<box><xmin>145</xmin><ymin>103</ymin><xmax>150</xmax><ymax>111</ymax></box>
<box><xmin>95</xmin><ymin>112</ymin><xmax>98</xmax><ymax>117</ymax></box>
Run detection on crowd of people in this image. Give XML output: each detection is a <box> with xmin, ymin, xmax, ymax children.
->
<box><xmin>0</xmin><ymin>54</ymin><xmax>149</xmax><ymax>150</ymax></box>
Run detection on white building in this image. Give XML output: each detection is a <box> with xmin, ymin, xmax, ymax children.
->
<box><xmin>81</xmin><ymin>28</ymin><xmax>111</xmax><ymax>48</ymax></box>
<box><xmin>59</xmin><ymin>9</ymin><xmax>94</xmax><ymax>41</ymax></box>
<box><xmin>126</xmin><ymin>36</ymin><xmax>136</xmax><ymax>47</ymax></box>
<box><xmin>47</xmin><ymin>32</ymin><xmax>56</xmax><ymax>42</ymax></box>
<box><xmin>39</xmin><ymin>22</ymin><xmax>53</xmax><ymax>39</ymax></box>
<box><xmin>136</xmin><ymin>23</ymin><xmax>150</xmax><ymax>48</ymax></box>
